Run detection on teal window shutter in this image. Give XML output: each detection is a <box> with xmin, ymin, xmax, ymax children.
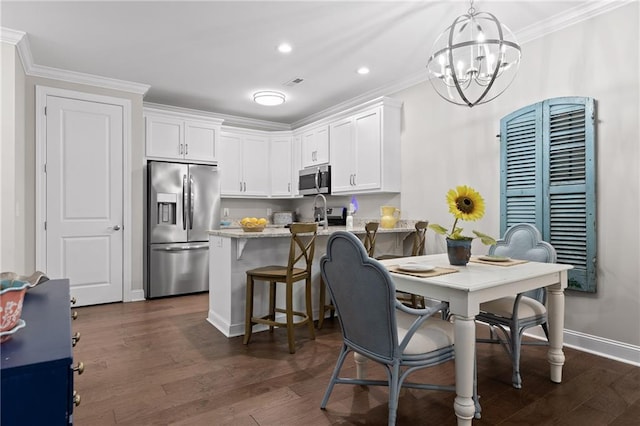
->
<box><xmin>500</xmin><ymin>97</ymin><xmax>596</xmax><ymax>292</ymax></box>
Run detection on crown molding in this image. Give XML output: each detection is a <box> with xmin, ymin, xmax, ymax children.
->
<box><xmin>143</xmin><ymin>102</ymin><xmax>291</xmax><ymax>132</ymax></box>
<box><xmin>515</xmin><ymin>0</ymin><xmax>634</xmax><ymax>44</ymax></box>
<box><xmin>1</xmin><ymin>26</ymin><xmax>149</xmax><ymax>95</ymax></box>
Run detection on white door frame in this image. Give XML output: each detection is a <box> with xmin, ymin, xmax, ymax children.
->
<box><xmin>35</xmin><ymin>85</ymin><xmax>133</xmax><ymax>302</ymax></box>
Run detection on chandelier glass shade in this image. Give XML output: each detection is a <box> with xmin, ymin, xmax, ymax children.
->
<box><xmin>426</xmin><ymin>2</ymin><xmax>521</xmax><ymax>107</ymax></box>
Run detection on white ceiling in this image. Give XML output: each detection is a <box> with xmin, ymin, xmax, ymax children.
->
<box><xmin>2</xmin><ymin>1</ymin><xmax>601</xmax><ymax>127</ymax></box>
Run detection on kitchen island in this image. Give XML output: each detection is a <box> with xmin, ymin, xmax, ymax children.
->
<box><xmin>207</xmin><ymin>224</ymin><xmax>416</xmax><ymax>337</ymax></box>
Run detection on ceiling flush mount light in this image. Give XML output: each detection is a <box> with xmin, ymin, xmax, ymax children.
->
<box><xmin>426</xmin><ymin>0</ymin><xmax>521</xmax><ymax>107</ymax></box>
<box><xmin>277</xmin><ymin>43</ymin><xmax>292</xmax><ymax>54</ymax></box>
<box><xmin>253</xmin><ymin>91</ymin><xmax>285</xmax><ymax>106</ymax></box>
<box><xmin>357</xmin><ymin>67</ymin><xmax>370</xmax><ymax>75</ymax></box>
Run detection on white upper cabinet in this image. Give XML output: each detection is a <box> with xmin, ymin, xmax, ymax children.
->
<box><xmin>219</xmin><ymin>130</ymin><xmax>269</xmax><ymax>197</ymax></box>
<box><xmin>329</xmin><ymin>98</ymin><xmax>402</xmax><ymax>194</ymax></box>
<box><xmin>301</xmin><ymin>125</ymin><xmax>329</xmax><ymax>168</ymax></box>
<box><xmin>270</xmin><ymin>136</ymin><xmax>295</xmax><ymax>197</ymax></box>
<box><xmin>144</xmin><ymin>108</ymin><xmax>223</xmax><ymax>163</ymax></box>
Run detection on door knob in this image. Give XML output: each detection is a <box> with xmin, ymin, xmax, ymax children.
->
<box><xmin>113</xmin><ymin>225</ymin><xmax>121</xmax><ymax>231</ymax></box>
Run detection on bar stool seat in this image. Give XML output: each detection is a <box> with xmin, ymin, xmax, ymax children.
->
<box><xmin>243</xmin><ymin>222</ymin><xmax>317</xmax><ymax>353</ymax></box>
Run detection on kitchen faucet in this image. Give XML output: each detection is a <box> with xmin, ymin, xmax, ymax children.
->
<box><xmin>313</xmin><ymin>193</ymin><xmax>328</xmax><ymax>230</ymax></box>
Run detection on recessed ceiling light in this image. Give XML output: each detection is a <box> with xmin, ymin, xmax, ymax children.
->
<box><xmin>357</xmin><ymin>67</ymin><xmax>370</xmax><ymax>75</ymax></box>
<box><xmin>277</xmin><ymin>43</ymin><xmax>292</xmax><ymax>54</ymax></box>
<box><xmin>253</xmin><ymin>91</ymin><xmax>286</xmax><ymax>106</ymax></box>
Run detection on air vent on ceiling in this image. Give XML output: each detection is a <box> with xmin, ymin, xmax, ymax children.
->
<box><xmin>283</xmin><ymin>77</ymin><xmax>304</xmax><ymax>87</ymax></box>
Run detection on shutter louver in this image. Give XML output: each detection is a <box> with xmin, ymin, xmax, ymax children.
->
<box><xmin>500</xmin><ymin>104</ymin><xmax>543</xmax><ymax>235</ymax></box>
<box><xmin>545</xmin><ymin>98</ymin><xmax>596</xmax><ymax>292</ymax></box>
<box><xmin>500</xmin><ymin>97</ymin><xmax>596</xmax><ymax>292</ymax></box>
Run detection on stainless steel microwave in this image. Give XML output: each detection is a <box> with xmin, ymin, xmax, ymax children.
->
<box><xmin>298</xmin><ymin>165</ymin><xmax>331</xmax><ymax>195</ymax></box>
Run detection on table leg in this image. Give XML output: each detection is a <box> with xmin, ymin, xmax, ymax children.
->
<box><xmin>546</xmin><ymin>276</ymin><xmax>566</xmax><ymax>383</ymax></box>
<box><xmin>454</xmin><ymin>315</ymin><xmax>476</xmax><ymax>426</ymax></box>
<box><xmin>354</xmin><ymin>352</ymin><xmax>368</xmax><ymax>379</ymax></box>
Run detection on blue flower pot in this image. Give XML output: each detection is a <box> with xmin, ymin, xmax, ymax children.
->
<box><xmin>446</xmin><ymin>238</ymin><xmax>472</xmax><ymax>266</ymax></box>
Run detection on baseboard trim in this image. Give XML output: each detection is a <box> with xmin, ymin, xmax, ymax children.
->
<box><xmin>524</xmin><ymin>327</ymin><xmax>640</xmax><ymax>367</ymax></box>
<box><xmin>128</xmin><ymin>289</ymin><xmax>145</xmax><ymax>302</ymax></box>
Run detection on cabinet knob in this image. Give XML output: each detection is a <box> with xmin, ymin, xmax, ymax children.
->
<box><xmin>72</xmin><ymin>310</ymin><xmax>78</xmax><ymax>320</ymax></box>
<box><xmin>73</xmin><ymin>390</ymin><xmax>81</xmax><ymax>407</ymax></box>
<box><xmin>70</xmin><ymin>297</ymin><xmax>77</xmax><ymax>305</ymax></box>
<box><xmin>72</xmin><ymin>331</ymin><xmax>81</xmax><ymax>347</ymax></box>
<box><xmin>73</xmin><ymin>361</ymin><xmax>85</xmax><ymax>375</ymax></box>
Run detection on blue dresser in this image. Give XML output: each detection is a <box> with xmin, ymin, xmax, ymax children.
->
<box><xmin>1</xmin><ymin>279</ymin><xmax>74</xmax><ymax>425</ymax></box>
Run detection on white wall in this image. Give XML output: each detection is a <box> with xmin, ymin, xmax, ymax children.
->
<box><xmin>1</xmin><ymin>42</ymin><xmax>26</xmax><ymax>272</ymax></box>
<box><xmin>390</xmin><ymin>2</ymin><xmax>640</xmax><ymax>347</ymax></box>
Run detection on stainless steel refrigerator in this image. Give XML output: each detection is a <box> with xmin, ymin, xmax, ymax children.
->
<box><xmin>147</xmin><ymin>161</ymin><xmax>220</xmax><ymax>298</ymax></box>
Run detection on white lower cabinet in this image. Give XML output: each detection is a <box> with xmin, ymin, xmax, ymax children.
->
<box><xmin>219</xmin><ymin>131</ymin><xmax>269</xmax><ymax>197</ymax></box>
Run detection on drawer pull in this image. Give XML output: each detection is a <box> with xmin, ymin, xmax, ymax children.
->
<box><xmin>73</xmin><ymin>361</ymin><xmax>85</xmax><ymax>375</ymax></box>
<box><xmin>72</xmin><ymin>311</ymin><xmax>78</xmax><ymax>320</ymax></box>
<box><xmin>72</xmin><ymin>331</ymin><xmax>81</xmax><ymax>347</ymax></box>
<box><xmin>73</xmin><ymin>390</ymin><xmax>81</xmax><ymax>407</ymax></box>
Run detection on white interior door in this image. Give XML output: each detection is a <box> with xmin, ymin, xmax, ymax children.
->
<box><xmin>45</xmin><ymin>95</ymin><xmax>124</xmax><ymax>306</ymax></box>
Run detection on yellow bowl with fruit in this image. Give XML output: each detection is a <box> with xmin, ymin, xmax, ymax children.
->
<box><xmin>240</xmin><ymin>217</ymin><xmax>268</xmax><ymax>232</ymax></box>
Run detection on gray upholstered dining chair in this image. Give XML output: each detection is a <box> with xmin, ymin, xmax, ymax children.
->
<box><xmin>317</xmin><ymin>221</ymin><xmax>380</xmax><ymax>329</ymax></box>
<box><xmin>476</xmin><ymin>223</ymin><xmax>557</xmax><ymax>389</ymax></box>
<box><xmin>319</xmin><ymin>231</ymin><xmax>480</xmax><ymax>425</ymax></box>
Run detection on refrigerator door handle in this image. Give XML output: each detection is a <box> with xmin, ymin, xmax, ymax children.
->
<box><xmin>182</xmin><ymin>174</ymin><xmax>188</xmax><ymax>230</ymax></box>
<box><xmin>189</xmin><ymin>175</ymin><xmax>195</xmax><ymax>230</ymax></box>
<box><xmin>152</xmin><ymin>245</ymin><xmax>208</xmax><ymax>251</ymax></box>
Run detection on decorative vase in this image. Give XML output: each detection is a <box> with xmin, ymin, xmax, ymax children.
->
<box><xmin>446</xmin><ymin>238</ymin><xmax>472</xmax><ymax>266</ymax></box>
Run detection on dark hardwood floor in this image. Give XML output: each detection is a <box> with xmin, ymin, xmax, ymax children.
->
<box><xmin>72</xmin><ymin>293</ymin><xmax>640</xmax><ymax>425</ymax></box>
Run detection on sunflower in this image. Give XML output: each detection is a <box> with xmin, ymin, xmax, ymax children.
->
<box><xmin>429</xmin><ymin>185</ymin><xmax>495</xmax><ymax>245</ymax></box>
<box><xmin>446</xmin><ymin>185</ymin><xmax>485</xmax><ymax>221</ymax></box>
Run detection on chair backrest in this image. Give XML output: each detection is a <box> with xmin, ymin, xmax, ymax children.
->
<box><xmin>410</xmin><ymin>221</ymin><xmax>429</xmax><ymax>256</ymax></box>
<box><xmin>363</xmin><ymin>222</ymin><xmax>379</xmax><ymax>257</ymax></box>
<box><xmin>288</xmin><ymin>223</ymin><xmax>318</xmax><ymax>276</ymax></box>
<box><xmin>489</xmin><ymin>223</ymin><xmax>557</xmax><ymax>302</ymax></box>
<box><xmin>321</xmin><ymin>231</ymin><xmax>399</xmax><ymax>362</ymax></box>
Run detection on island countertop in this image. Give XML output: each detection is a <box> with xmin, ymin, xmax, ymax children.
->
<box><xmin>209</xmin><ymin>223</ymin><xmax>417</xmax><ymax>238</ymax></box>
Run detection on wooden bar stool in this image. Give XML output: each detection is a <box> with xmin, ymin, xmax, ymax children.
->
<box><xmin>377</xmin><ymin>221</ymin><xmax>429</xmax><ymax>308</ymax></box>
<box><xmin>243</xmin><ymin>222</ymin><xmax>317</xmax><ymax>354</ymax></box>
<box><xmin>318</xmin><ymin>222</ymin><xmax>379</xmax><ymax>329</ymax></box>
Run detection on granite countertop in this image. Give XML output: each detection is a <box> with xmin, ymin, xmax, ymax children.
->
<box><xmin>209</xmin><ymin>223</ymin><xmax>417</xmax><ymax>239</ymax></box>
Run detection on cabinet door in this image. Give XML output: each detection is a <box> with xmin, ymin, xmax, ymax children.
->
<box><xmin>146</xmin><ymin>114</ymin><xmax>184</xmax><ymax>160</ymax></box>
<box><xmin>185</xmin><ymin>120</ymin><xmax>217</xmax><ymax>162</ymax></box>
<box><xmin>243</xmin><ymin>135</ymin><xmax>269</xmax><ymax>196</ymax></box>
<box><xmin>353</xmin><ymin>109</ymin><xmax>381</xmax><ymax>191</ymax></box>
<box><xmin>219</xmin><ymin>133</ymin><xmax>244</xmax><ymax>196</ymax></box>
<box><xmin>270</xmin><ymin>137</ymin><xmax>293</xmax><ymax>197</ymax></box>
<box><xmin>315</xmin><ymin>126</ymin><xmax>330</xmax><ymax>164</ymax></box>
<box><xmin>329</xmin><ymin>118</ymin><xmax>355</xmax><ymax>194</ymax></box>
<box><xmin>301</xmin><ymin>126</ymin><xmax>329</xmax><ymax>168</ymax></box>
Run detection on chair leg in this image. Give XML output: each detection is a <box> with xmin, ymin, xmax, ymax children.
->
<box><xmin>388</xmin><ymin>361</ymin><xmax>401</xmax><ymax>426</ymax></box>
<box><xmin>286</xmin><ymin>281</ymin><xmax>296</xmax><ymax>354</ymax></box>
<box><xmin>318</xmin><ymin>277</ymin><xmax>326</xmax><ymax>329</ymax></box>
<box><xmin>243</xmin><ymin>275</ymin><xmax>254</xmax><ymax>345</ymax></box>
<box><xmin>268</xmin><ymin>280</ymin><xmax>276</xmax><ymax>333</ymax></box>
<box><xmin>510</xmin><ymin>325</ymin><xmax>523</xmax><ymax>389</ymax></box>
<box><xmin>305</xmin><ymin>277</ymin><xmax>316</xmax><ymax>340</ymax></box>
<box><xmin>320</xmin><ymin>344</ymin><xmax>349</xmax><ymax>409</ymax></box>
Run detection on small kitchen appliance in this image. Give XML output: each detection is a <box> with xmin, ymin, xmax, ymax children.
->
<box><xmin>325</xmin><ymin>206</ymin><xmax>347</xmax><ymax>226</ymax></box>
<box><xmin>298</xmin><ymin>165</ymin><xmax>331</xmax><ymax>195</ymax></box>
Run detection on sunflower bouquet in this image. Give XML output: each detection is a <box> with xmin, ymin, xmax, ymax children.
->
<box><xmin>429</xmin><ymin>185</ymin><xmax>496</xmax><ymax>245</ymax></box>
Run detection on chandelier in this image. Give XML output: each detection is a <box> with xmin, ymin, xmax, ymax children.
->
<box><xmin>426</xmin><ymin>0</ymin><xmax>521</xmax><ymax>107</ymax></box>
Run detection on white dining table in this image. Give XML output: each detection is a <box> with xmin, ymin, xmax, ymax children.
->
<box><xmin>374</xmin><ymin>253</ymin><xmax>573</xmax><ymax>426</ymax></box>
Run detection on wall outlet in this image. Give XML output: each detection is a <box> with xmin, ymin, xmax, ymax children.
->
<box><xmin>266</xmin><ymin>208</ymin><xmax>272</xmax><ymax>217</ymax></box>
<box><xmin>223</xmin><ymin>208</ymin><xmax>229</xmax><ymax>217</ymax></box>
